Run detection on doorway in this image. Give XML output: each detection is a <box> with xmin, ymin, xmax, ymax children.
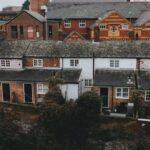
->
<box><xmin>24</xmin><ymin>84</ymin><xmax>32</xmax><ymax>103</ymax></box>
<box><xmin>2</xmin><ymin>83</ymin><xmax>10</xmax><ymax>102</ymax></box>
<box><xmin>100</xmin><ymin>88</ymin><xmax>109</xmax><ymax>108</ymax></box>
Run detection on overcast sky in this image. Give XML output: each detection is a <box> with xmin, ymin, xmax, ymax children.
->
<box><xmin>0</xmin><ymin>0</ymin><xmax>25</xmax><ymax>10</ymax></box>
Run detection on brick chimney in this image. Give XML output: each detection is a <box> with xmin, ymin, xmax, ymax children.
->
<box><xmin>30</xmin><ymin>0</ymin><xmax>49</xmax><ymax>12</ymax></box>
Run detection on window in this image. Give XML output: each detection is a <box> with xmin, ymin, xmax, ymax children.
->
<box><xmin>79</xmin><ymin>20</ymin><xmax>86</xmax><ymax>28</ymax></box>
<box><xmin>116</xmin><ymin>87</ymin><xmax>129</xmax><ymax>99</ymax></box>
<box><xmin>48</xmin><ymin>25</ymin><xmax>52</xmax><ymax>38</ymax></box>
<box><xmin>145</xmin><ymin>91</ymin><xmax>150</xmax><ymax>102</ymax></box>
<box><xmin>1</xmin><ymin>60</ymin><xmax>10</xmax><ymax>67</ymax></box>
<box><xmin>99</xmin><ymin>25</ymin><xmax>106</xmax><ymax>30</ymax></box>
<box><xmin>33</xmin><ymin>59</ymin><xmax>43</xmax><ymax>67</ymax></box>
<box><xmin>27</xmin><ymin>26</ymin><xmax>34</xmax><ymax>39</ymax></box>
<box><xmin>36</xmin><ymin>25</ymin><xmax>40</xmax><ymax>38</ymax></box>
<box><xmin>146</xmin><ymin>24</ymin><xmax>150</xmax><ymax>29</ymax></box>
<box><xmin>11</xmin><ymin>26</ymin><xmax>18</xmax><ymax>39</ymax></box>
<box><xmin>64</xmin><ymin>20</ymin><xmax>71</xmax><ymax>28</ymax></box>
<box><xmin>122</xmin><ymin>24</ymin><xmax>128</xmax><ymax>29</ymax></box>
<box><xmin>37</xmin><ymin>84</ymin><xmax>49</xmax><ymax>94</ymax></box>
<box><xmin>20</xmin><ymin>26</ymin><xmax>24</xmax><ymax>38</ymax></box>
<box><xmin>70</xmin><ymin>59</ymin><xmax>79</xmax><ymax>67</ymax></box>
<box><xmin>85</xmin><ymin>79</ymin><xmax>92</xmax><ymax>87</ymax></box>
<box><xmin>110</xmin><ymin>60</ymin><xmax>119</xmax><ymax>68</ymax></box>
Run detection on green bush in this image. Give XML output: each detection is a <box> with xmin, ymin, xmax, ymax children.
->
<box><xmin>76</xmin><ymin>91</ymin><xmax>101</xmax><ymax>118</ymax></box>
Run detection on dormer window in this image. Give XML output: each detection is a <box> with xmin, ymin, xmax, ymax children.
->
<box><xmin>33</xmin><ymin>59</ymin><xmax>43</xmax><ymax>67</ymax></box>
<box><xmin>64</xmin><ymin>20</ymin><xmax>71</xmax><ymax>28</ymax></box>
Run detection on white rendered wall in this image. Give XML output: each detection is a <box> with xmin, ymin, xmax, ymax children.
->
<box><xmin>0</xmin><ymin>59</ymin><xmax>23</xmax><ymax>69</ymax></box>
<box><xmin>140</xmin><ymin>59</ymin><xmax>150</xmax><ymax>70</ymax></box>
<box><xmin>60</xmin><ymin>84</ymin><xmax>79</xmax><ymax>101</ymax></box>
<box><xmin>94</xmin><ymin>58</ymin><xmax>136</xmax><ymax>70</ymax></box>
<box><xmin>63</xmin><ymin>58</ymin><xmax>93</xmax><ymax>79</ymax></box>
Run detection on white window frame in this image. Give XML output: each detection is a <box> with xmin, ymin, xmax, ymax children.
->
<box><xmin>116</xmin><ymin>87</ymin><xmax>129</xmax><ymax>99</ymax></box>
<box><xmin>99</xmin><ymin>24</ymin><xmax>106</xmax><ymax>30</ymax></box>
<box><xmin>64</xmin><ymin>20</ymin><xmax>71</xmax><ymax>28</ymax></box>
<box><xmin>0</xmin><ymin>60</ymin><xmax>10</xmax><ymax>68</ymax></box>
<box><xmin>37</xmin><ymin>83</ymin><xmax>49</xmax><ymax>95</ymax></box>
<box><xmin>122</xmin><ymin>24</ymin><xmax>129</xmax><ymax>30</ymax></box>
<box><xmin>33</xmin><ymin>59</ymin><xmax>43</xmax><ymax>67</ymax></box>
<box><xmin>110</xmin><ymin>59</ymin><xmax>119</xmax><ymax>68</ymax></box>
<box><xmin>79</xmin><ymin>20</ymin><xmax>86</xmax><ymax>28</ymax></box>
<box><xmin>84</xmin><ymin>79</ymin><xmax>92</xmax><ymax>87</ymax></box>
<box><xmin>146</xmin><ymin>25</ymin><xmax>150</xmax><ymax>29</ymax></box>
<box><xmin>70</xmin><ymin>59</ymin><xmax>79</xmax><ymax>67</ymax></box>
<box><xmin>145</xmin><ymin>90</ymin><xmax>150</xmax><ymax>102</ymax></box>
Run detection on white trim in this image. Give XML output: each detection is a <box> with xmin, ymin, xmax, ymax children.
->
<box><xmin>145</xmin><ymin>90</ymin><xmax>150</xmax><ymax>102</ymax></box>
<box><xmin>110</xmin><ymin>59</ymin><xmax>120</xmax><ymax>68</ymax></box>
<box><xmin>36</xmin><ymin>83</ymin><xmax>49</xmax><ymax>95</ymax></box>
<box><xmin>70</xmin><ymin>59</ymin><xmax>79</xmax><ymax>67</ymax></box>
<box><xmin>79</xmin><ymin>20</ymin><xmax>86</xmax><ymax>28</ymax></box>
<box><xmin>115</xmin><ymin>87</ymin><xmax>129</xmax><ymax>99</ymax></box>
<box><xmin>84</xmin><ymin>79</ymin><xmax>93</xmax><ymax>87</ymax></box>
<box><xmin>64</xmin><ymin>20</ymin><xmax>71</xmax><ymax>28</ymax></box>
<box><xmin>33</xmin><ymin>59</ymin><xmax>43</xmax><ymax>67</ymax></box>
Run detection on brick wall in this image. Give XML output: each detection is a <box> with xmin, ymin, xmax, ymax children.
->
<box><xmin>6</xmin><ymin>11</ymin><xmax>44</xmax><ymax>40</ymax></box>
<box><xmin>24</xmin><ymin>57</ymin><xmax>60</xmax><ymax>68</ymax></box>
<box><xmin>0</xmin><ymin>81</ymin><xmax>36</xmax><ymax>104</ymax></box>
<box><xmin>30</xmin><ymin>0</ymin><xmax>49</xmax><ymax>12</ymax></box>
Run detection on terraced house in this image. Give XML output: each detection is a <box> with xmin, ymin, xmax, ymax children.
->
<box><xmin>0</xmin><ymin>40</ymin><xmax>150</xmax><ymax>116</ymax></box>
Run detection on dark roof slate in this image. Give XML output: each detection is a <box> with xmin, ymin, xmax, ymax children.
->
<box><xmin>139</xmin><ymin>71</ymin><xmax>150</xmax><ymax>90</ymax></box>
<box><xmin>0</xmin><ymin>40</ymin><xmax>30</xmax><ymax>59</ymax></box>
<box><xmin>24</xmin><ymin>10</ymin><xmax>46</xmax><ymax>22</ymax></box>
<box><xmin>94</xmin><ymin>69</ymin><xmax>135</xmax><ymax>87</ymax></box>
<box><xmin>47</xmin><ymin>2</ymin><xmax>150</xmax><ymax>19</ymax></box>
<box><xmin>135</xmin><ymin>11</ymin><xmax>150</xmax><ymax>26</ymax></box>
<box><xmin>0</xmin><ymin>69</ymin><xmax>81</xmax><ymax>83</ymax></box>
<box><xmin>1</xmin><ymin>40</ymin><xmax>150</xmax><ymax>58</ymax></box>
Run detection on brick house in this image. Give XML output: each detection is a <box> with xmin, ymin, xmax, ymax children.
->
<box><xmin>46</xmin><ymin>2</ymin><xmax>150</xmax><ymax>41</ymax></box>
<box><xmin>5</xmin><ymin>10</ymin><xmax>45</xmax><ymax>40</ymax></box>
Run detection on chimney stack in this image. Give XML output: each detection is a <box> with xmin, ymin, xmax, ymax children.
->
<box><xmin>30</xmin><ymin>0</ymin><xmax>49</xmax><ymax>12</ymax></box>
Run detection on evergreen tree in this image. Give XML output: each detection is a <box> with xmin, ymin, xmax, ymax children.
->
<box><xmin>22</xmin><ymin>0</ymin><xmax>30</xmax><ymax>10</ymax></box>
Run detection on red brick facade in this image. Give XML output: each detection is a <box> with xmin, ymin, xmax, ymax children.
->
<box><xmin>30</xmin><ymin>0</ymin><xmax>49</xmax><ymax>13</ymax></box>
<box><xmin>24</xmin><ymin>57</ymin><xmax>60</xmax><ymax>68</ymax></box>
<box><xmin>6</xmin><ymin>11</ymin><xmax>44</xmax><ymax>40</ymax></box>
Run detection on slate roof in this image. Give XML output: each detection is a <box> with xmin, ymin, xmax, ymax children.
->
<box><xmin>1</xmin><ymin>40</ymin><xmax>150</xmax><ymax>58</ymax></box>
<box><xmin>94</xmin><ymin>69</ymin><xmax>135</xmax><ymax>87</ymax></box>
<box><xmin>47</xmin><ymin>2</ymin><xmax>150</xmax><ymax>19</ymax></box>
<box><xmin>0</xmin><ymin>69</ymin><xmax>81</xmax><ymax>83</ymax></box>
<box><xmin>0</xmin><ymin>41</ymin><xmax>30</xmax><ymax>59</ymax></box>
<box><xmin>135</xmin><ymin>10</ymin><xmax>150</xmax><ymax>26</ymax></box>
<box><xmin>24</xmin><ymin>10</ymin><xmax>45</xmax><ymax>22</ymax></box>
<box><xmin>139</xmin><ymin>71</ymin><xmax>150</xmax><ymax>89</ymax></box>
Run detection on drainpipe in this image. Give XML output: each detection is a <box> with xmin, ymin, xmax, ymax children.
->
<box><xmin>136</xmin><ymin>58</ymin><xmax>141</xmax><ymax>89</ymax></box>
<box><xmin>112</xmin><ymin>86</ymin><xmax>114</xmax><ymax>111</ymax></box>
<box><xmin>92</xmin><ymin>52</ymin><xmax>95</xmax><ymax>86</ymax></box>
